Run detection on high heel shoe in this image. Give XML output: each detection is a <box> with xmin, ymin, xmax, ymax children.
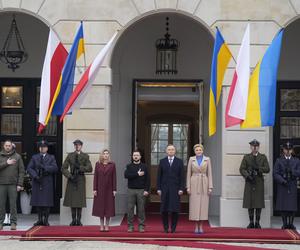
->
<box><xmin>104</xmin><ymin>225</ymin><xmax>109</xmax><ymax>232</ymax></box>
<box><xmin>100</xmin><ymin>225</ymin><xmax>104</xmax><ymax>232</ymax></box>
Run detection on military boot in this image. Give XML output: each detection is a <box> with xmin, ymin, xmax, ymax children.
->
<box><xmin>34</xmin><ymin>209</ymin><xmax>43</xmax><ymax>226</ymax></box>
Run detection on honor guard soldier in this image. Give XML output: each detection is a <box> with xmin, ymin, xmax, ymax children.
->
<box><xmin>62</xmin><ymin>139</ymin><xmax>92</xmax><ymax>226</ymax></box>
<box><xmin>274</xmin><ymin>142</ymin><xmax>300</xmax><ymax>229</ymax></box>
<box><xmin>240</xmin><ymin>139</ymin><xmax>270</xmax><ymax>229</ymax></box>
<box><xmin>27</xmin><ymin>140</ymin><xmax>58</xmax><ymax>226</ymax></box>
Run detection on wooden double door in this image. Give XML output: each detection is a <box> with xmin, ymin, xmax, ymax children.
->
<box><xmin>136</xmin><ymin>101</ymin><xmax>199</xmax><ymax>211</ymax></box>
<box><xmin>0</xmin><ymin>78</ymin><xmax>63</xmax><ymax>213</ymax></box>
<box><xmin>273</xmin><ymin>81</ymin><xmax>300</xmax><ymax>216</ymax></box>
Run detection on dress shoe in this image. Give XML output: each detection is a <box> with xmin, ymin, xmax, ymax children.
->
<box><xmin>247</xmin><ymin>222</ymin><xmax>254</xmax><ymax>229</ymax></box>
<box><xmin>254</xmin><ymin>222</ymin><xmax>261</xmax><ymax>229</ymax></box>
<box><xmin>289</xmin><ymin>224</ymin><xmax>296</xmax><ymax>230</ymax></box>
<box><xmin>33</xmin><ymin>220</ymin><xmax>43</xmax><ymax>226</ymax></box>
<box><xmin>164</xmin><ymin>228</ymin><xmax>169</xmax><ymax>233</ymax></box>
<box><xmin>69</xmin><ymin>219</ymin><xmax>76</xmax><ymax>226</ymax></box>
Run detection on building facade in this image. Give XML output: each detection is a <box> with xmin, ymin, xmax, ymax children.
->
<box><xmin>0</xmin><ymin>0</ymin><xmax>300</xmax><ymax>227</ymax></box>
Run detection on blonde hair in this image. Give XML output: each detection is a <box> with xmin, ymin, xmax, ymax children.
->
<box><xmin>99</xmin><ymin>149</ymin><xmax>111</xmax><ymax>163</ymax></box>
<box><xmin>193</xmin><ymin>144</ymin><xmax>204</xmax><ymax>151</ymax></box>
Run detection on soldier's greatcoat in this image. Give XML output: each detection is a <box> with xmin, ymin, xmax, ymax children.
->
<box><xmin>273</xmin><ymin>156</ymin><xmax>300</xmax><ymax>211</ymax></box>
<box><xmin>239</xmin><ymin>153</ymin><xmax>270</xmax><ymax>208</ymax></box>
<box><xmin>62</xmin><ymin>151</ymin><xmax>92</xmax><ymax>208</ymax></box>
<box><xmin>27</xmin><ymin>153</ymin><xmax>58</xmax><ymax>207</ymax></box>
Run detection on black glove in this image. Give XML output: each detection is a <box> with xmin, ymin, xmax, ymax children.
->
<box><xmin>34</xmin><ymin>175</ymin><xmax>42</xmax><ymax>183</ymax></box>
<box><xmin>68</xmin><ymin>175</ymin><xmax>77</xmax><ymax>183</ymax></box>
<box><xmin>246</xmin><ymin>175</ymin><xmax>254</xmax><ymax>182</ymax></box>
<box><xmin>282</xmin><ymin>180</ymin><xmax>288</xmax><ymax>186</ymax></box>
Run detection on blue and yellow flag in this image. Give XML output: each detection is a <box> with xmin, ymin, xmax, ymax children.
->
<box><xmin>241</xmin><ymin>29</ymin><xmax>284</xmax><ymax>128</ymax></box>
<box><xmin>209</xmin><ymin>28</ymin><xmax>232</xmax><ymax>136</ymax></box>
<box><xmin>45</xmin><ymin>22</ymin><xmax>85</xmax><ymax>123</ymax></box>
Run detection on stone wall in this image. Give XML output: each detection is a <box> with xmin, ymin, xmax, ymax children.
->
<box><xmin>1</xmin><ymin>0</ymin><xmax>300</xmax><ymax>226</ymax></box>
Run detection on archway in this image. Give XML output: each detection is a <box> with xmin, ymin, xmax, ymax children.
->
<box><xmin>275</xmin><ymin>17</ymin><xmax>300</xmax><ymax>216</ymax></box>
<box><xmin>0</xmin><ymin>11</ymin><xmax>63</xmax><ymax>213</ymax></box>
<box><xmin>110</xmin><ymin>12</ymin><xmax>221</xmax><ymax>215</ymax></box>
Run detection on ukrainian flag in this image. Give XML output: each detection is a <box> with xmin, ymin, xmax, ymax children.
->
<box><xmin>209</xmin><ymin>28</ymin><xmax>232</xmax><ymax>136</ymax></box>
<box><xmin>45</xmin><ymin>22</ymin><xmax>85</xmax><ymax>124</ymax></box>
<box><xmin>241</xmin><ymin>29</ymin><xmax>284</xmax><ymax>128</ymax></box>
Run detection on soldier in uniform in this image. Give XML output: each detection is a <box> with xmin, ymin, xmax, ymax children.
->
<box><xmin>240</xmin><ymin>139</ymin><xmax>270</xmax><ymax>229</ymax></box>
<box><xmin>273</xmin><ymin>142</ymin><xmax>300</xmax><ymax>229</ymax></box>
<box><xmin>27</xmin><ymin>140</ymin><xmax>58</xmax><ymax>226</ymax></box>
<box><xmin>62</xmin><ymin>139</ymin><xmax>92</xmax><ymax>226</ymax></box>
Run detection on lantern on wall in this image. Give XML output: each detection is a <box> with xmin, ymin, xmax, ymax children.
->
<box><xmin>155</xmin><ymin>17</ymin><xmax>179</xmax><ymax>75</ymax></box>
<box><xmin>0</xmin><ymin>15</ymin><xmax>28</xmax><ymax>71</ymax></box>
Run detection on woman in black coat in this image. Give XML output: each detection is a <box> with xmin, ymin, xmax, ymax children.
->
<box><xmin>273</xmin><ymin>142</ymin><xmax>300</xmax><ymax>229</ymax></box>
<box><xmin>27</xmin><ymin>141</ymin><xmax>58</xmax><ymax>226</ymax></box>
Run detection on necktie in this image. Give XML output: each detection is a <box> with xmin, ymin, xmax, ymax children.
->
<box><xmin>169</xmin><ymin>158</ymin><xmax>173</xmax><ymax>166</ymax></box>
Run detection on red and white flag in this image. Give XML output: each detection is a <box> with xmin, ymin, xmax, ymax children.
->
<box><xmin>38</xmin><ymin>28</ymin><xmax>68</xmax><ymax>133</ymax></box>
<box><xmin>225</xmin><ymin>24</ymin><xmax>250</xmax><ymax>127</ymax></box>
<box><xmin>59</xmin><ymin>32</ymin><xmax>118</xmax><ymax>122</ymax></box>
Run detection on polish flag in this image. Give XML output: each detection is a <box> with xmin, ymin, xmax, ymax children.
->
<box><xmin>38</xmin><ymin>29</ymin><xmax>68</xmax><ymax>133</ymax></box>
<box><xmin>225</xmin><ymin>24</ymin><xmax>250</xmax><ymax>127</ymax></box>
<box><xmin>59</xmin><ymin>32</ymin><xmax>118</xmax><ymax>122</ymax></box>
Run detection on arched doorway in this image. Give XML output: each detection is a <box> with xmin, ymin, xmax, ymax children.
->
<box><xmin>0</xmin><ymin>12</ymin><xmax>63</xmax><ymax>213</ymax></box>
<box><xmin>275</xmin><ymin>17</ymin><xmax>300</xmax><ymax>216</ymax></box>
<box><xmin>110</xmin><ymin>12</ymin><xmax>220</xmax><ymax>215</ymax></box>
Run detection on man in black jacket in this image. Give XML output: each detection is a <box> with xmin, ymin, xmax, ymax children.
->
<box><xmin>124</xmin><ymin>150</ymin><xmax>150</xmax><ymax>232</ymax></box>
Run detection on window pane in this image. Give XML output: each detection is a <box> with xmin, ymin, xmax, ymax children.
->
<box><xmin>280</xmin><ymin>89</ymin><xmax>300</xmax><ymax>111</ymax></box>
<box><xmin>158</xmin><ymin>140</ymin><xmax>168</xmax><ymax>152</ymax></box>
<box><xmin>173</xmin><ymin>124</ymin><xmax>188</xmax><ymax>140</ymax></box>
<box><xmin>151</xmin><ymin>153</ymin><xmax>158</xmax><ymax>165</ymax></box>
<box><xmin>1</xmin><ymin>86</ymin><xmax>23</xmax><ymax>108</ymax></box>
<box><xmin>36</xmin><ymin>115</ymin><xmax>57</xmax><ymax>136</ymax></box>
<box><xmin>1</xmin><ymin>114</ymin><xmax>22</xmax><ymax>135</ymax></box>
<box><xmin>280</xmin><ymin>117</ymin><xmax>300</xmax><ymax>139</ymax></box>
<box><xmin>158</xmin><ymin>125</ymin><xmax>168</xmax><ymax>140</ymax></box>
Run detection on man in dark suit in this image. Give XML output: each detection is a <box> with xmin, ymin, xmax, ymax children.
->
<box><xmin>157</xmin><ymin>144</ymin><xmax>185</xmax><ymax>233</ymax></box>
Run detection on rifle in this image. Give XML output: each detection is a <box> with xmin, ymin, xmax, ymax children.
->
<box><xmin>246</xmin><ymin>155</ymin><xmax>259</xmax><ymax>185</ymax></box>
<box><xmin>283</xmin><ymin>158</ymin><xmax>293</xmax><ymax>194</ymax></box>
<box><xmin>70</xmin><ymin>154</ymin><xmax>80</xmax><ymax>189</ymax></box>
<box><xmin>37</xmin><ymin>155</ymin><xmax>45</xmax><ymax>190</ymax></box>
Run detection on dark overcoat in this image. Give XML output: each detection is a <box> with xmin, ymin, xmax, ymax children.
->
<box><xmin>273</xmin><ymin>156</ymin><xmax>300</xmax><ymax>211</ymax></box>
<box><xmin>62</xmin><ymin>151</ymin><xmax>92</xmax><ymax>208</ymax></box>
<box><xmin>239</xmin><ymin>153</ymin><xmax>270</xmax><ymax>209</ymax></box>
<box><xmin>157</xmin><ymin>157</ymin><xmax>185</xmax><ymax>213</ymax></box>
<box><xmin>27</xmin><ymin>153</ymin><xmax>58</xmax><ymax>207</ymax></box>
<box><xmin>92</xmin><ymin>161</ymin><xmax>116</xmax><ymax>217</ymax></box>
